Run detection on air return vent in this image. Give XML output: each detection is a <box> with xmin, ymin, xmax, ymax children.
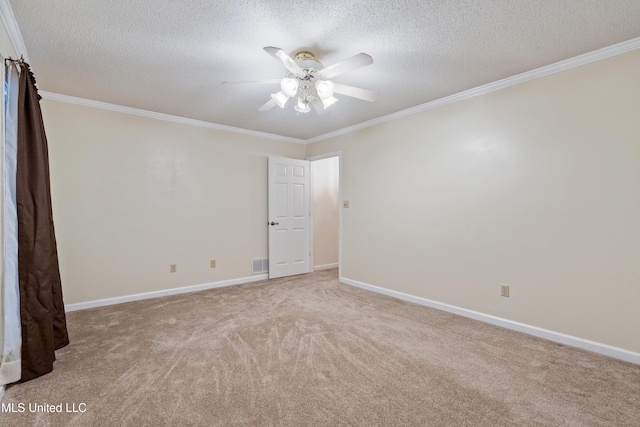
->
<box><xmin>252</xmin><ymin>258</ymin><xmax>269</xmax><ymax>274</ymax></box>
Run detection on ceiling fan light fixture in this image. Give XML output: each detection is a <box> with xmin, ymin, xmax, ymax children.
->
<box><xmin>315</xmin><ymin>80</ymin><xmax>335</xmax><ymax>99</ymax></box>
<box><xmin>280</xmin><ymin>78</ymin><xmax>299</xmax><ymax>97</ymax></box>
<box><xmin>320</xmin><ymin>96</ymin><xmax>339</xmax><ymax>109</ymax></box>
<box><xmin>294</xmin><ymin>98</ymin><xmax>311</xmax><ymax>113</ymax></box>
<box><xmin>271</xmin><ymin>91</ymin><xmax>289</xmax><ymax>108</ymax></box>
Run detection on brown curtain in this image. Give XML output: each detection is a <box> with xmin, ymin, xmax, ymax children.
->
<box><xmin>15</xmin><ymin>62</ymin><xmax>69</xmax><ymax>382</ymax></box>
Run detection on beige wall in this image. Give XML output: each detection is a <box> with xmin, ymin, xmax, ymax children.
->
<box><xmin>0</xmin><ymin>16</ymin><xmax>18</xmax><ymax>59</ymax></box>
<box><xmin>307</xmin><ymin>50</ymin><xmax>640</xmax><ymax>353</ymax></box>
<box><xmin>42</xmin><ymin>100</ymin><xmax>305</xmax><ymax>304</ymax></box>
<box><xmin>311</xmin><ymin>156</ymin><xmax>339</xmax><ymax>267</ymax></box>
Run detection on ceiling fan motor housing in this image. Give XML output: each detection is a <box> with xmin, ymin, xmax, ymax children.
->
<box><xmin>294</xmin><ymin>51</ymin><xmax>323</xmax><ymax>70</ymax></box>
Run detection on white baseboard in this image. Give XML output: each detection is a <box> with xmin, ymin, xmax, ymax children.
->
<box><xmin>65</xmin><ymin>274</ymin><xmax>269</xmax><ymax>312</ymax></box>
<box><xmin>340</xmin><ymin>276</ymin><xmax>640</xmax><ymax>365</ymax></box>
<box><xmin>314</xmin><ymin>263</ymin><xmax>339</xmax><ymax>271</ymax></box>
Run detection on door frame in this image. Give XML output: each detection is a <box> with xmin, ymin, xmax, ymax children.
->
<box><xmin>307</xmin><ymin>151</ymin><xmax>342</xmax><ymax>277</ymax></box>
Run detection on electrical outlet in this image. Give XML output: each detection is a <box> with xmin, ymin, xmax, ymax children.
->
<box><xmin>170</xmin><ymin>264</ymin><xmax>177</xmax><ymax>273</ymax></box>
<box><xmin>210</xmin><ymin>259</ymin><xmax>216</xmax><ymax>268</ymax></box>
<box><xmin>343</xmin><ymin>200</ymin><xmax>350</xmax><ymax>208</ymax></box>
<box><xmin>501</xmin><ymin>285</ymin><xmax>510</xmax><ymax>297</ymax></box>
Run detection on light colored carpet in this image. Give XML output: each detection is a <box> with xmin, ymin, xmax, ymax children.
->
<box><xmin>1</xmin><ymin>269</ymin><xmax>639</xmax><ymax>426</ymax></box>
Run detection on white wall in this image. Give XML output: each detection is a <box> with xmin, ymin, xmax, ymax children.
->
<box><xmin>42</xmin><ymin>100</ymin><xmax>306</xmax><ymax>304</ymax></box>
<box><xmin>307</xmin><ymin>50</ymin><xmax>640</xmax><ymax>354</ymax></box>
<box><xmin>311</xmin><ymin>156</ymin><xmax>339</xmax><ymax>268</ymax></box>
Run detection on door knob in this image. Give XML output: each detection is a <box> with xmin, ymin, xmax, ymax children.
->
<box><xmin>270</xmin><ymin>221</ymin><xmax>280</xmax><ymax>226</ymax></box>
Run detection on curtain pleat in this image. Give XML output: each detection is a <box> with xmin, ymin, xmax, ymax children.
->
<box><xmin>15</xmin><ymin>62</ymin><xmax>68</xmax><ymax>382</ymax></box>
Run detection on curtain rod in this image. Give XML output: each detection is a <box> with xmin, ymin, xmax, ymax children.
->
<box><xmin>3</xmin><ymin>57</ymin><xmax>26</xmax><ymax>74</ymax></box>
<box><xmin>3</xmin><ymin>56</ymin><xmax>27</xmax><ymax>64</ymax></box>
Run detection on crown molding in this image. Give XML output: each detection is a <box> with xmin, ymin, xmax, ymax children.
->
<box><xmin>306</xmin><ymin>36</ymin><xmax>640</xmax><ymax>144</ymax></box>
<box><xmin>39</xmin><ymin>91</ymin><xmax>307</xmax><ymax>145</ymax></box>
<box><xmin>0</xmin><ymin>0</ymin><xmax>29</xmax><ymax>61</ymax></box>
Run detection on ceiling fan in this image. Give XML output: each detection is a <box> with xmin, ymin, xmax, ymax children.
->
<box><xmin>223</xmin><ymin>47</ymin><xmax>379</xmax><ymax>114</ymax></box>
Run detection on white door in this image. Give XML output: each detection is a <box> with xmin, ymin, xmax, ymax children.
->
<box><xmin>268</xmin><ymin>157</ymin><xmax>311</xmax><ymax>278</ymax></box>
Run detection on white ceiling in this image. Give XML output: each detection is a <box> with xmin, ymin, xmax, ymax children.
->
<box><xmin>7</xmin><ymin>0</ymin><xmax>640</xmax><ymax>141</ymax></box>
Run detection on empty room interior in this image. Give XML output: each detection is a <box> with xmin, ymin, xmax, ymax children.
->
<box><xmin>0</xmin><ymin>1</ymin><xmax>639</xmax><ymax>425</ymax></box>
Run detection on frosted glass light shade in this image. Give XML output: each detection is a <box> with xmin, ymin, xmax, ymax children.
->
<box><xmin>315</xmin><ymin>80</ymin><xmax>335</xmax><ymax>99</ymax></box>
<box><xmin>281</xmin><ymin>78</ymin><xmax>299</xmax><ymax>97</ymax></box>
<box><xmin>271</xmin><ymin>91</ymin><xmax>289</xmax><ymax>108</ymax></box>
<box><xmin>294</xmin><ymin>98</ymin><xmax>311</xmax><ymax>113</ymax></box>
<box><xmin>320</xmin><ymin>95</ymin><xmax>338</xmax><ymax>109</ymax></box>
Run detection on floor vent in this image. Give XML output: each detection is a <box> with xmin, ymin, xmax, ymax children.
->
<box><xmin>252</xmin><ymin>258</ymin><xmax>269</xmax><ymax>274</ymax></box>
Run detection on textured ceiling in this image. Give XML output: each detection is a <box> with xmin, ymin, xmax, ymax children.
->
<box><xmin>8</xmin><ymin>0</ymin><xmax>640</xmax><ymax>140</ymax></box>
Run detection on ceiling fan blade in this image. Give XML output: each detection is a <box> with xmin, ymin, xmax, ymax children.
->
<box><xmin>333</xmin><ymin>84</ymin><xmax>379</xmax><ymax>102</ymax></box>
<box><xmin>258</xmin><ymin>99</ymin><xmax>277</xmax><ymax>111</ymax></box>
<box><xmin>316</xmin><ymin>53</ymin><xmax>373</xmax><ymax>80</ymax></box>
<box><xmin>222</xmin><ymin>79</ymin><xmax>281</xmax><ymax>85</ymax></box>
<box><xmin>263</xmin><ymin>47</ymin><xmax>305</xmax><ymax>78</ymax></box>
